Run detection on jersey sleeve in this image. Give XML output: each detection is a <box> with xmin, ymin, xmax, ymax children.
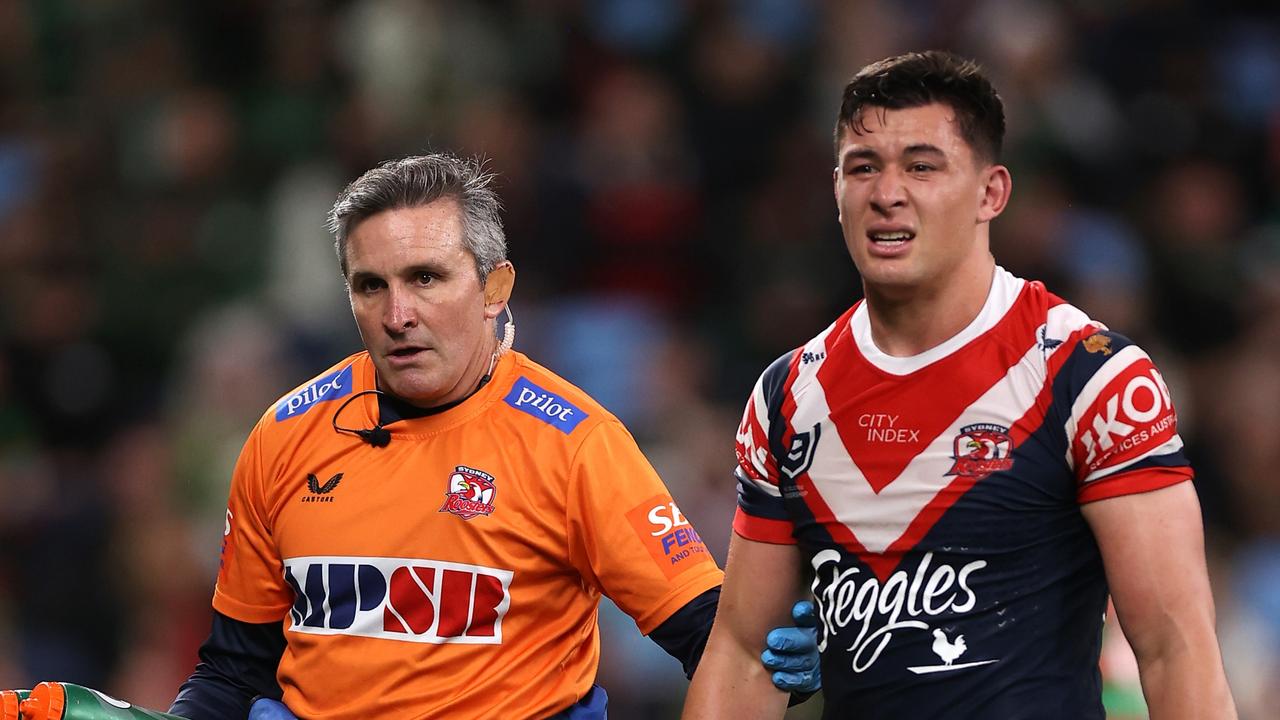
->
<box><xmin>732</xmin><ymin>354</ymin><xmax>797</xmax><ymax>544</ymax></box>
<box><xmin>565</xmin><ymin>419</ymin><xmax>723</xmax><ymax>635</ymax></box>
<box><xmin>212</xmin><ymin>419</ymin><xmax>295</xmax><ymax>623</ymax></box>
<box><xmin>1061</xmin><ymin>329</ymin><xmax>1194</xmax><ymax>503</ymax></box>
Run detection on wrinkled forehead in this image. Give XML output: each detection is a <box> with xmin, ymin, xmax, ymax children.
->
<box><xmin>345</xmin><ymin>201</ymin><xmax>476</xmax><ymax>271</ymax></box>
<box><xmin>349</xmin><ymin>198</ymin><xmax>463</xmax><ymax>241</ymax></box>
<box><xmin>837</xmin><ymin>103</ymin><xmax>970</xmax><ymax>158</ymax></box>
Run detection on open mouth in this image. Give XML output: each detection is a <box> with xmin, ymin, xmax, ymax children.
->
<box><xmin>388</xmin><ymin>346</ymin><xmax>428</xmax><ymax>360</ymax></box>
<box><xmin>868</xmin><ymin>230</ymin><xmax>916</xmax><ymax>246</ymax></box>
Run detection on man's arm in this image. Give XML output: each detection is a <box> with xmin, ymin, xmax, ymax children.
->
<box><xmin>649</xmin><ymin>586</ymin><xmax>821</xmax><ymax>700</ymax></box>
<box><xmin>649</xmin><ymin>586</ymin><xmax>721</xmax><ymax>679</ymax></box>
<box><xmin>682</xmin><ymin>534</ymin><xmax>801</xmax><ymax>719</ymax></box>
<box><xmin>169</xmin><ymin>611</ymin><xmax>285</xmax><ymax>720</ymax></box>
<box><xmin>1082</xmin><ymin>482</ymin><xmax>1236</xmax><ymax>719</ymax></box>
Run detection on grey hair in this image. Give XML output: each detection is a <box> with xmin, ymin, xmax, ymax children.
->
<box><xmin>327</xmin><ymin>153</ymin><xmax>507</xmax><ymax>280</ymax></box>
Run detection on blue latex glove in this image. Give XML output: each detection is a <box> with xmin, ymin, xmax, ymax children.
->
<box><xmin>249</xmin><ymin>698</ymin><xmax>298</xmax><ymax>720</ymax></box>
<box><xmin>762</xmin><ymin>600</ymin><xmax>821</xmax><ymax>694</ymax></box>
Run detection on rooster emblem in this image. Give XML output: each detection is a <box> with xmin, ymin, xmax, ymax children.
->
<box><xmin>931</xmin><ymin>629</ymin><xmax>967</xmax><ymax>667</ymax></box>
<box><xmin>947</xmin><ymin>424</ymin><xmax>1015</xmax><ymax>478</ymax></box>
<box><xmin>439</xmin><ymin>465</ymin><xmax>498</xmax><ymax>520</ymax></box>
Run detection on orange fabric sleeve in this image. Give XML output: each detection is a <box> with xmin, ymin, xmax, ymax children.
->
<box><xmin>565</xmin><ymin>420</ymin><xmax>723</xmax><ymax>635</ymax></box>
<box><xmin>213</xmin><ymin>418</ymin><xmax>294</xmax><ymax>623</ymax></box>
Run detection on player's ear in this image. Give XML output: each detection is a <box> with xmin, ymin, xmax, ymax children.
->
<box><xmin>483</xmin><ymin>262</ymin><xmax>515</xmax><ymax>320</ymax></box>
<box><xmin>833</xmin><ymin>165</ymin><xmax>842</xmax><ymax>220</ymax></box>
<box><xmin>977</xmin><ymin>164</ymin><xmax>1012</xmax><ymax>223</ymax></box>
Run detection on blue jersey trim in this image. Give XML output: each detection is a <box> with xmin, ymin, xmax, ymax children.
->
<box><xmin>735</xmin><ymin>467</ymin><xmax>790</xmax><ymax>520</ymax></box>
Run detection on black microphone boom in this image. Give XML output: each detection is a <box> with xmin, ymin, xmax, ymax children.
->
<box><xmin>331</xmin><ymin>389</ymin><xmax>393</xmax><ymax>448</ymax></box>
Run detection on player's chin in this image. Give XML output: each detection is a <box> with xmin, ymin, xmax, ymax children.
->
<box><xmin>854</xmin><ymin>258</ymin><xmax>919</xmax><ymax>287</ymax></box>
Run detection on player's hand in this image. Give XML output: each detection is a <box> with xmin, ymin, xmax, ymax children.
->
<box><xmin>248</xmin><ymin>698</ymin><xmax>298</xmax><ymax>720</ymax></box>
<box><xmin>762</xmin><ymin>599</ymin><xmax>821</xmax><ymax>694</ymax></box>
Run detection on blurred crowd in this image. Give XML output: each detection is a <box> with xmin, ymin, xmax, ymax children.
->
<box><xmin>1</xmin><ymin>1</ymin><xmax>1278</xmax><ymax>718</ymax></box>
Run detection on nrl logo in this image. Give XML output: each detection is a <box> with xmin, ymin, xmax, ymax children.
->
<box><xmin>440</xmin><ymin>465</ymin><xmax>497</xmax><ymax>520</ymax></box>
<box><xmin>946</xmin><ymin>424</ymin><xmax>1015</xmax><ymax>479</ymax></box>
<box><xmin>780</xmin><ymin>424</ymin><xmax>821</xmax><ymax>480</ymax></box>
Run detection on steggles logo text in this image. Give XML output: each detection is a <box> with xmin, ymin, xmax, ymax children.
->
<box><xmin>811</xmin><ymin>550</ymin><xmax>987</xmax><ymax>673</ymax></box>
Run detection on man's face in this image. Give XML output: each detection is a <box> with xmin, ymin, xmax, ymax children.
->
<box><xmin>833</xmin><ymin>102</ymin><xmax>1006</xmax><ymax>294</ymax></box>
<box><xmin>345</xmin><ymin>200</ymin><xmax>494</xmax><ymax>407</ymax></box>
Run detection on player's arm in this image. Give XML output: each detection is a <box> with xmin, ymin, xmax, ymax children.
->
<box><xmin>647</xmin><ymin>584</ymin><xmax>819</xmax><ymax>698</ymax></box>
<box><xmin>1082</xmin><ymin>482</ymin><xmax>1236</xmax><ymax>719</ymax></box>
<box><xmin>682</xmin><ymin>533</ymin><xmax>800</xmax><ymax>720</ymax></box>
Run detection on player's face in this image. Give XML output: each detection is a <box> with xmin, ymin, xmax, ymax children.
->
<box><xmin>345</xmin><ymin>200</ymin><xmax>496</xmax><ymax>408</ymax></box>
<box><xmin>833</xmin><ymin>103</ymin><xmax>1009</xmax><ymax>295</ymax></box>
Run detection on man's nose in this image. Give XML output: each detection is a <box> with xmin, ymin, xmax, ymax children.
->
<box><xmin>869</xmin><ymin>168</ymin><xmax>908</xmax><ymax>214</ymax></box>
<box><xmin>382</xmin><ymin>285</ymin><xmax>418</xmax><ymax>332</ymax></box>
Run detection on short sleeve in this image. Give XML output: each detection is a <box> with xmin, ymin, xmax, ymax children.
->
<box><xmin>732</xmin><ymin>363</ymin><xmax>796</xmax><ymax>544</ymax></box>
<box><xmin>565</xmin><ymin>420</ymin><xmax>723</xmax><ymax>635</ymax></box>
<box><xmin>1062</xmin><ymin>330</ymin><xmax>1194</xmax><ymax>503</ymax></box>
<box><xmin>213</xmin><ymin>421</ymin><xmax>295</xmax><ymax>623</ymax></box>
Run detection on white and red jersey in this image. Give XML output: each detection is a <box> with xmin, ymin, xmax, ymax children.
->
<box><xmin>734</xmin><ymin>267</ymin><xmax>1191</xmax><ymax>719</ymax></box>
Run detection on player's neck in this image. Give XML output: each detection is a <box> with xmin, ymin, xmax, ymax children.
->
<box><xmin>863</xmin><ymin>257</ymin><xmax>996</xmax><ymax>357</ymax></box>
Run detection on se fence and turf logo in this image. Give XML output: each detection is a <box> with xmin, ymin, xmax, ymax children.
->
<box><xmin>625</xmin><ymin>496</ymin><xmax>713</xmax><ymax>579</ymax></box>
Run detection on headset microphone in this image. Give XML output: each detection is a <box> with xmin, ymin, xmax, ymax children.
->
<box><xmin>355</xmin><ymin>425</ymin><xmax>391</xmax><ymax>447</ymax></box>
<box><xmin>332</xmin><ymin>390</ymin><xmax>393</xmax><ymax>448</ymax></box>
<box><xmin>499</xmin><ymin>304</ymin><xmax>515</xmax><ymax>353</ymax></box>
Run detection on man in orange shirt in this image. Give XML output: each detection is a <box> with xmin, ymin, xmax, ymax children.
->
<box><xmin>166</xmin><ymin>154</ymin><xmax>818</xmax><ymax>719</ymax></box>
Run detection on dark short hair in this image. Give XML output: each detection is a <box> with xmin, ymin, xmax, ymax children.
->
<box><xmin>327</xmin><ymin>153</ymin><xmax>507</xmax><ymax>280</ymax></box>
<box><xmin>834</xmin><ymin>51</ymin><xmax>1005</xmax><ymax>164</ymax></box>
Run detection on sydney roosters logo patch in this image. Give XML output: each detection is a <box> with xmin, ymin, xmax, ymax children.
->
<box><xmin>947</xmin><ymin>424</ymin><xmax>1015</xmax><ymax>479</ymax></box>
<box><xmin>439</xmin><ymin>465</ymin><xmax>497</xmax><ymax>520</ymax></box>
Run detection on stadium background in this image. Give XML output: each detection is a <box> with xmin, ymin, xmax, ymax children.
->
<box><xmin>1</xmin><ymin>1</ymin><xmax>1277</xmax><ymax>718</ymax></box>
